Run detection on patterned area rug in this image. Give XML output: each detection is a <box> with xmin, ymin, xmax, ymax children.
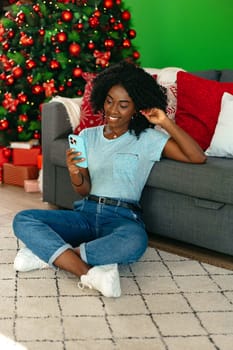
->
<box><xmin>1</xmin><ymin>186</ymin><xmax>233</xmax><ymax>350</ymax></box>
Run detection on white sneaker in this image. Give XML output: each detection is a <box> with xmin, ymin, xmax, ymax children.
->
<box><xmin>78</xmin><ymin>264</ymin><xmax>121</xmax><ymax>298</ymax></box>
<box><xmin>14</xmin><ymin>247</ymin><xmax>49</xmax><ymax>272</ymax></box>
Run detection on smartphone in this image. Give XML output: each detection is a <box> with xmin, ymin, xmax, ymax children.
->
<box><xmin>68</xmin><ymin>134</ymin><xmax>88</xmax><ymax>168</ymax></box>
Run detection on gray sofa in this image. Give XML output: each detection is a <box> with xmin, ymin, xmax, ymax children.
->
<box><xmin>42</xmin><ymin>69</ymin><xmax>233</xmax><ymax>257</ymax></box>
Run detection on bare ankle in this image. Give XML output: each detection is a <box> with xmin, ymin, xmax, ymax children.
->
<box><xmin>73</xmin><ymin>247</ymin><xmax>81</xmax><ymax>257</ymax></box>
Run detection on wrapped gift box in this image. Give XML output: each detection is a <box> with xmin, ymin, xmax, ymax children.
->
<box><xmin>0</xmin><ymin>166</ymin><xmax>3</xmax><ymax>184</ymax></box>
<box><xmin>12</xmin><ymin>146</ymin><xmax>41</xmax><ymax>166</ymax></box>
<box><xmin>24</xmin><ymin>179</ymin><xmax>40</xmax><ymax>192</ymax></box>
<box><xmin>37</xmin><ymin>154</ymin><xmax>43</xmax><ymax>169</ymax></box>
<box><xmin>3</xmin><ymin>163</ymin><xmax>39</xmax><ymax>187</ymax></box>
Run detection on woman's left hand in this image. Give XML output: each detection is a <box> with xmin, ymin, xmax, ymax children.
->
<box><xmin>140</xmin><ymin>108</ymin><xmax>167</xmax><ymax>126</ymax></box>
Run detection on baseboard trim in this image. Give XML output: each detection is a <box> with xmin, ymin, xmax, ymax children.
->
<box><xmin>148</xmin><ymin>234</ymin><xmax>233</xmax><ymax>271</ymax></box>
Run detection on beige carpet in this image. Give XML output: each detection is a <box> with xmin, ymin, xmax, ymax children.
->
<box><xmin>1</xmin><ymin>185</ymin><xmax>233</xmax><ymax>350</ymax></box>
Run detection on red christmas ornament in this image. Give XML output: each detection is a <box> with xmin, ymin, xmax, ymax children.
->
<box><xmin>5</xmin><ymin>75</ymin><xmax>14</xmax><ymax>85</ymax></box>
<box><xmin>32</xmin><ymin>84</ymin><xmax>44</xmax><ymax>95</ymax></box>
<box><xmin>77</xmin><ymin>89</ymin><xmax>83</xmax><ymax>96</ymax></box>
<box><xmin>88</xmin><ymin>16</ymin><xmax>100</xmax><ymax>28</ymax></box>
<box><xmin>26</xmin><ymin>59</ymin><xmax>37</xmax><ymax>70</ymax></box>
<box><xmin>109</xmin><ymin>16</ymin><xmax>115</xmax><ymax>24</ymax></box>
<box><xmin>50</xmin><ymin>35</ymin><xmax>56</xmax><ymax>43</ymax></box>
<box><xmin>116</xmin><ymin>0</ymin><xmax>121</xmax><ymax>4</ymax></box>
<box><xmin>27</xmin><ymin>75</ymin><xmax>33</xmax><ymax>84</ymax></box>
<box><xmin>7</xmin><ymin>29</ymin><xmax>15</xmax><ymax>39</ymax></box>
<box><xmin>58</xmin><ymin>85</ymin><xmax>65</xmax><ymax>92</ymax></box>
<box><xmin>66</xmin><ymin>79</ymin><xmax>72</xmax><ymax>87</ymax></box>
<box><xmin>2</xmin><ymin>147</ymin><xmax>12</xmax><ymax>159</ymax></box>
<box><xmin>17</xmin><ymin>11</ymin><xmax>26</xmax><ymax>22</ymax></box>
<box><xmin>75</xmin><ymin>22</ymin><xmax>84</xmax><ymax>31</ymax></box>
<box><xmin>103</xmin><ymin>0</ymin><xmax>114</xmax><ymax>9</ymax></box>
<box><xmin>12</xmin><ymin>66</ymin><xmax>23</xmax><ymax>79</ymax></box>
<box><xmin>2</xmin><ymin>41</ymin><xmax>9</xmax><ymax>51</ymax></box>
<box><xmin>121</xmin><ymin>10</ymin><xmax>131</xmax><ymax>21</ymax></box>
<box><xmin>40</xmin><ymin>54</ymin><xmax>47</xmax><ymax>63</ymax></box>
<box><xmin>0</xmin><ymin>73</ymin><xmax>6</xmax><ymax>80</ymax></box>
<box><xmin>33</xmin><ymin>4</ymin><xmax>40</xmax><ymax>13</ymax></box>
<box><xmin>33</xmin><ymin>131</ymin><xmax>41</xmax><ymax>140</ymax></box>
<box><xmin>50</xmin><ymin>59</ymin><xmax>60</xmax><ymax>70</ymax></box>
<box><xmin>69</xmin><ymin>43</ymin><xmax>81</xmax><ymax>56</ymax></box>
<box><xmin>128</xmin><ymin>29</ymin><xmax>136</xmax><ymax>39</ymax></box>
<box><xmin>122</xmin><ymin>38</ymin><xmax>131</xmax><ymax>48</ymax></box>
<box><xmin>56</xmin><ymin>31</ymin><xmax>68</xmax><ymax>43</ymax></box>
<box><xmin>93</xmin><ymin>10</ymin><xmax>101</xmax><ymax>17</ymax></box>
<box><xmin>18</xmin><ymin>92</ymin><xmax>28</xmax><ymax>103</ymax></box>
<box><xmin>55</xmin><ymin>46</ymin><xmax>61</xmax><ymax>53</ymax></box>
<box><xmin>38</xmin><ymin>28</ymin><xmax>45</xmax><ymax>36</ymax></box>
<box><xmin>133</xmin><ymin>51</ymin><xmax>140</xmax><ymax>60</ymax></box>
<box><xmin>104</xmin><ymin>38</ymin><xmax>115</xmax><ymax>50</ymax></box>
<box><xmin>61</xmin><ymin>10</ymin><xmax>73</xmax><ymax>22</ymax></box>
<box><xmin>87</xmin><ymin>40</ymin><xmax>95</xmax><ymax>50</ymax></box>
<box><xmin>17</xmin><ymin>125</ymin><xmax>24</xmax><ymax>133</ymax></box>
<box><xmin>0</xmin><ymin>119</ymin><xmax>9</xmax><ymax>131</ymax></box>
<box><xmin>19</xmin><ymin>114</ymin><xmax>28</xmax><ymax>122</ymax></box>
<box><xmin>72</xmin><ymin>67</ymin><xmax>83</xmax><ymax>78</ymax></box>
<box><xmin>117</xmin><ymin>22</ymin><xmax>124</xmax><ymax>31</ymax></box>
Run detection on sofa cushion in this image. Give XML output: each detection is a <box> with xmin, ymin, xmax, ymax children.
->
<box><xmin>190</xmin><ymin>70</ymin><xmax>220</xmax><ymax>81</ymax></box>
<box><xmin>175</xmin><ymin>71</ymin><xmax>233</xmax><ymax>150</ymax></box>
<box><xmin>146</xmin><ymin>157</ymin><xmax>233</xmax><ymax>205</ymax></box>
<box><xmin>220</xmin><ymin>70</ymin><xmax>233</xmax><ymax>82</ymax></box>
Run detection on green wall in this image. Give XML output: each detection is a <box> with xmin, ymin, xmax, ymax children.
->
<box><xmin>126</xmin><ymin>0</ymin><xmax>233</xmax><ymax>70</ymax></box>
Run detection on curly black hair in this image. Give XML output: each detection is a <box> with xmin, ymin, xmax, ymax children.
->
<box><xmin>90</xmin><ymin>60</ymin><xmax>167</xmax><ymax>137</ymax></box>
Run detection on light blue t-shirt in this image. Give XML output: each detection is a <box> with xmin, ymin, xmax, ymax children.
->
<box><xmin>80</xmin><ymin>126</ymin><xmax>169</xmax><ymax>202</ymax></box>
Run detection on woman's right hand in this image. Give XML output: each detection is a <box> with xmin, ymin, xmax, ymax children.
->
<box><xmin>66</xmin><ymin>148</ymin><xmax>82</xmax><ymax>176</ymax></box>
<box><xmin>66</xmin><ymin>149</ymin><xmax>91</xmax><ymax>194</ymax></box>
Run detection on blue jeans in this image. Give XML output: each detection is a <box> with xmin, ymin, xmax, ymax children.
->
<box><xmin>13</xmin><ymin>199</ymin><xmax>148</xmax><ymax>267</ymax></box>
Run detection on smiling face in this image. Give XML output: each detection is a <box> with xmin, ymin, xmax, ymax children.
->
<box><xmin>103</xmin><ymin>84</ymin><xmax>136</xmax><ymax>134</ymax></box>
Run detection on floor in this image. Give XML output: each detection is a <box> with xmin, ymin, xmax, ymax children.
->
<box><xmin>1</xmin><ymin>184</ymin><xmax>233</xmax><ymax>350</ymax></box>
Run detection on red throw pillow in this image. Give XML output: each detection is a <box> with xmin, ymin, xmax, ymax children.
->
<box><xmin>74</xmin><ymin>72</ymin><xmax>104</xmax><ymax>134</ymax></box>
<box><xmin>175</xmin><ymin>71</ymin><xmax>233</xmax><ymax>150</ymax></box>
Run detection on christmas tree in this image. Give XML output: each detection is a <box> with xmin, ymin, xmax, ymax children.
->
<box><xmin>0</xmin><ymin>0</ymin><xmax>140</xmax><ymax>146</ymax></box>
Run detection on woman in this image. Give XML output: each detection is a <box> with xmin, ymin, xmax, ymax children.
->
<box><xmin>13</xmin><ymin>61</ymin><xmax>206</xmax><ymax>298</ymax></box>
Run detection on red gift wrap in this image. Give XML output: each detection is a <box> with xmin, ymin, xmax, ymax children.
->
<box><xmin>37</xmin><ymin>154</ymin><xmax>43</xmax><ymax>169</ymax></box>
<box><xmin>3</xmin><ymin>163</ymin><xmax>39</xmax><ymax>187</ymax></box>
<box><xmin>24</xmin><ymin>179</ymin><xmax>40</xmax><ymax>192</ymax></box>
<box><xmin>12</xmin><ymin>146</ymin><xmax>41</xmax><ymax>166</ymax></box>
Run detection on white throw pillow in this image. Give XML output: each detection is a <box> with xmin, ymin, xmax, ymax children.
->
<box><xmin>157</xmin><ymin>67</ymin><xmax>185</xmax><ymax>121</ymax></box>
<box><xmin>205</xmin><ymin>92</ymin><xmax>233</xmax><ymax>157</ymax></box>
<box><xmin>157</xmin><ymin>66</ymin><xmax>185</xmax><ymax>86</ymax></box>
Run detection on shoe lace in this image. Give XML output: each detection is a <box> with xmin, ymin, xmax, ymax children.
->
<box><xmin>77</xmin><ymin>280</ymin><xmax>93</xmax><ymax>290</ymax></box>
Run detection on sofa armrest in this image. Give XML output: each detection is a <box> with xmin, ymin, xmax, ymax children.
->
<box><xmin>42</xmin><ymin>101</ymin><xmax>73</xmax><ymax>142</ymax></box>
<box><xmin>42</xmin><ymin>101</ymin><xmax>73</xmax><ymax>204</ymax></box>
